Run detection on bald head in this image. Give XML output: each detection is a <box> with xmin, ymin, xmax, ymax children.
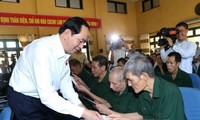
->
<box><xmin>109</xmin><ymin>67</ymin><xmax>126</xmax><ymax>92</ymax></box>
<box><xmin>110</xmin><ymin>67</ymin><xmax>124</xmax><ymax>81</ymax></box>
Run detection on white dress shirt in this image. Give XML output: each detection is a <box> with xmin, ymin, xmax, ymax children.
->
<box><xmin>194</xmin><ymin>47</ymin><xmax>200</xmax><ymax>59</ymax></box>
<box><xmin>9</xmin><ymin>34</ymin><xmax>84</xmax><ymax>118</ymax></box>
<box><xmin>160</xmin><ymin>39</ymin><xmax>196</xmax><ymax>73</ymax></box>
<box><xmin>112</xmin><ymin>48</ymin><xmax>128</xmax><ymax>66</ymax></box>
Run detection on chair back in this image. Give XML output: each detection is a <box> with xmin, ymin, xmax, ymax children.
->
<box><xmin>189</xmin><ymin>73</ymin><xmax>200</xmax><ymax>88</ymax></box>
<box><xmin>0</xmin><ymin>96</ymin><xmax>8</xmax><ymax>111</ymax></box>
<box><xmin>179</xmin><ymin>87</ymin><xmax>200</xmax><ymax>120</ymax></box>
<box><xmin>0</xmin><ymin>106</ymin><xmax>12</xmax><ymax>120</ymax></box>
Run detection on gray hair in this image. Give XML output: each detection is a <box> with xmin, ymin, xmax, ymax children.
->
<box><xmin>124</xmin><ymin>53</ymin><xmax>155</xmax><ymax>78</ymax></box>
<box><xmin>110</xmin><ymin>67</ymin><xmax>124</xmax><ymax>81</ymax></box>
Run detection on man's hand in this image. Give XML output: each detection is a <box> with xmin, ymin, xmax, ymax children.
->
<box><xmin>76</xmin><ymin>83</ymin><xmax>90</xmax><ymax>93</ymax></box>
<box><xmin>82</xmin><ymin>109</ymin><xmax>103</xmax><ymax>120</ymax></box>
<box><xmin>108</xmin><ymin>113</ymin><xmax>122</xmax><ymax>118</ymax></box>
<box><xmin>95</xmin><ymin>103</ymin><xmax>112</xmax><ymax>115</ymax></box>
<box><xmin>72</xmin><ymin>74</ymin><xmax>85</xmax><ymax>85</ymax></box>
<box><xmin>94</xmin><ymin>99</ymin><xmax>111</xmax><ymax>108</ymax></box>
<box><xmin>72</xmin><ymin>74</ymin><xmax>90</xmax><ymax>90</ymax></box>
<box><xmin>165</xmin><ymin>37</ymin><xmax>173</xmax><ymax>47</ymax></box>
<box><xmin>109</xmin><ymin>112</ymin><xmax>143</xmax><ymax>120</ymax></box>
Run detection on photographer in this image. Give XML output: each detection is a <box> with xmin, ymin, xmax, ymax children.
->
<box><xmin>160</xmin><ymin>22</ymin><xmax>196</xmax><ymax>73</ymax></box>
<box><xmin>109</xmin><ymin>38</ymin><xmax>129</xmax><ymax>67</ymax></box>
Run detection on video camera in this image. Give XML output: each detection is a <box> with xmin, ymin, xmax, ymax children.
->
<box><xmin>157</xmin><ymin>28</ymin><xmax>180</xmax><ymax>49</ymax></box>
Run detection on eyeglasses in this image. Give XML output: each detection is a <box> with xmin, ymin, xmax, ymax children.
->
<box><xmin>177</xmin><ymin>29</ymin><xmax>187</xmax><ymax>34</ymax></box>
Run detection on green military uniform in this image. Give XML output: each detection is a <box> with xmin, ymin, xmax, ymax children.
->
<box><xmin>154</xmin><ymin>63</ymin><xmax>168</xmax><ymax>74</ymax></box>
<box><xmin>134</xmin><ymin>77</ymin><xmax>186</xmax><ymax>120</ymax></box>
<box><xmin>110</xmin><ymin>86</ymin><xmax>137</xmax><ymax>113</ymax></box>
<box><xmin>78</xmin><ymin>68</ymin><xmax>96</xmax><ymax>88</ymax></box>
<box><xmin>163</xmin><ymin>68</ymin><xmax>193</xmax><ymax>87</ymax></box>
<box><xmin>90</xmin><ymin>71</ymin><xmax>115</xmax><ymax>103</ymax></box>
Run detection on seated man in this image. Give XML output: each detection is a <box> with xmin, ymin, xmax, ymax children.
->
<box><xmin>154</xmin><ymin>54</ymin><xmax>168</xmax><ymax>75</ymax></box>
<box><xmin>117</xmin><ymin>57</ymin><xmax>127</xmax><ymax>68</ymax></box>
<box><xmin>109</xmin><ymin>53</ymin><xmax>186</xmax><ymax>120</ymax></box>
<box><xmin>95</xmin><ymin>67</ymin><xmax>137</xmax><ymax>115</ymax></box>
<box><xmin>74</xmin><ymin>55</ymin><xmax>114</xmax><ymax>107</ymax></box>
<box><xmin>69</xmin><ymin>58</ymin><xmax>95</xmax><ymax>88</ymax></box>
<box><xmin>162</xmin><ymin>52</ymin><xmax>193</xmax><ymax>87</ymax></box>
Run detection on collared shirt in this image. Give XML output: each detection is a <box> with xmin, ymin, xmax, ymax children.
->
<box><xmin>154</xmin><ymin>63</ymin><xmax>168</xmax><ymax>74</ymax></box>
<box><xmin>135</xmin><ymin>77</ymin><xmax>186</xmax><ymax>120</ymax></box>
<box><xmin>9</xmin><ymin>34</ymin><xmax>84</xmax><ymax>118</ymax></box>
<box><xmin>195</xmin><ymin>47</ymin><xmax>200</xmax><ymax>59</ymax></box>
<box><xmin>78</xmin><ymin>68</ymin><xmax>96</xmax><ymax>89</ymax></box>
<box><xmin>163</xmin><ymin>68</ymin><xmax>193</xmax><ymax>87</ymax></box>
<box><xmin>90</xmin><ymin>71</ymin><xmax>115</xmax><ymax>103</ymax></box>
<box><xmin>111</xmin><ymin>86</ymin><xmax>137</xmax><ymax>113</ymax></box>
<box><xmin>160</xmin><ymin>39</ymin><xmax>196</xmax><ymax>73</ymax></box>
<box><xmin>112</xmin><ymin>48</ymin><xmax>128</xmax><ymax>66</ymax></box>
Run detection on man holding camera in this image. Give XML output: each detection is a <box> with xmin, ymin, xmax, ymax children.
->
<box><xmin>160</xmin><ymin>22</ymin><xmax>196</xmax><ymax>73</ymax></box>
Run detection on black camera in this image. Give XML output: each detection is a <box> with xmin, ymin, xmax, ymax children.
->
<box><xmin>157</xmin><ymin>27</ymin><xmax>180</xmax><ymax>46</ymax></box>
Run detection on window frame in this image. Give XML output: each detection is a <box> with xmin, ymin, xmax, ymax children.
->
<box><xmin>0</xmin><ymin>0</ymin><xmax>19</xmax><ymax>3</ymax></box>
<box><xmin>55</xmin><ymin>0</ymin><xmax>83</xmax><ymax>9</ymax></box>
<box><xmin>0</xmin><ymin>39</ymin><xmax>22</xmax><ymax>58</ymax></box>
<box><xmin>142</xmin><ymin>0</ymin><xmax>159</xmax><ymax>12</ymax></box>
<box><xmin>107</xmin><ymin>0</ymin><xmax>127</xmax><ymax>14</ymax></box>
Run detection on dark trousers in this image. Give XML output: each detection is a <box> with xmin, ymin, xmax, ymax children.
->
<box><xmin>7</xmin><ymin>86</ymin><xmax>79</xmax><ymax>120</ymax></box>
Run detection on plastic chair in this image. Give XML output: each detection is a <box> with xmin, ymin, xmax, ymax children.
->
<box><xmin>189</xmin><ymin>73</ymin><xmax>200</xmax><ymax>88</ymax></box>
<box><xmin>0</xmin><ymin>96</ymin><xmax>8</xmax><ymax>112</ymax></box>
<box><xmin>0</xmin><ymin>106</ymin><xmax>12</xmax><ymax>120</ymax></box>
<box><xmin>179</xmin><ymin>87</ymin><xmax>200</xmax><ymax>120</ymax></box>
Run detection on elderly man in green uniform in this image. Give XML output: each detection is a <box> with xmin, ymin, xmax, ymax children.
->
<box><xmin>69</xmin><ymin>58</ymin><xmax>98</xmax><ymax>110</ymax></box>
<box><xmin>109</xmin><ymin>53</ymin><xmax>186</xmax><ymax>120</ymax></box>
<box><xmin>95</xmin><ymin>67</ymin><xmax>137</xmax><ymax>115</ymax></box>
<box><xmin>74</xmin><ymin>55</ymin><xmax>114</xmax><ymax>108</ymax></box>
<box><xmin>162</xmin><ymin>52</ymin><xmax>193</xmax><ymax>87</ymax></box>
<box><xmin>69</xmin><ymin>58</ymin><xmax>95</xmax><ymax>88</ymax></box>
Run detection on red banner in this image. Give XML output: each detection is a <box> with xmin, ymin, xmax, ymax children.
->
<box><xmin>0</xmin><ymin>12</ymin><xmax>102</xmax><ymax>28</ymax></box>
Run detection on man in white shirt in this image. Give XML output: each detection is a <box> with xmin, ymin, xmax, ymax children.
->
<box><xmin>110</xmin><ymin>38</ymin><xmax>129</xmax><ymax>67</ymax></box>
<box><xmin>194</xmin><ymin>41</ymin><xmax>200</xmax><ymax>60</ymax></box>
<box><xmin>160</xmin><ymin>22</ymin><xmax>196</xmax><ymax>73</ymax></box>
<box><xmin>7</xmin><ymin>17</ymin><xmax>102</xmax><ymax>120</ymax></box>
<box><xmin>127</xmin><ymin>43</ymin><xmax>137</xmax><ymax>59</ymax></box>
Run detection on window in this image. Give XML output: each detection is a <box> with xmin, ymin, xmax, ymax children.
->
<box><xmin>0</xmin><ymin>0</ymin><xmax>19</xmax><ymax>3</ymax></box>
<box><xmin>0</xmin><ymin>39</ymin><xmax>22</xmax><ymax>65</ymax></box>
<box><xmin>55</xmin><ymin>0</ymin><xmax>83</xmax><ymax>9</ymax></box>
<box><xmin>196</xmin><ymin>28</ymin><xmax>200</xmax><ymax>35</ymax></box>
<box><xmin>187</xmin><ymin>30</ymin><xmax>193</xmax><ymax>36</ymax></box>
<box><xmin>83</xmin><ymin>41</ymin><xmax>91</xmax><ymax>61</ymax></box>
<box><xmin>0</xmin><ymin>42</ymin><xmax>3</xmax><ymax>48</ymax></box>
<box><xmin>187</xmin><ymin>27</ymin><xmax>200</xmax><ymax>43</ymax></box>
<box><xmin>142</xmin><ymin>0</ymin><xmax>159</xmax><ymax>12</ymax></box>
<box><xmin>107</xmin><ymin>1</ymin><xmax>127</xmax><ymax>14</ymax></box>
<box><xmin>6</xmin><ymin>41</ymin><xmax>16</xmax><ymax>48</ymax></box>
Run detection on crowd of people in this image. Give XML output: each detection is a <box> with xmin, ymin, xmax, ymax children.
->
<box><xmin>3</xmin><ymin>17</ymin><xmax>199</xmax><ymax>120</ymax></box>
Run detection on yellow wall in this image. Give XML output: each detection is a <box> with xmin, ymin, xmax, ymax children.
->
<box><xmin>0</xmin><ymin>0</ymin><xmax>199</xmax><ymax>56</ymax></box>
<box><xmin>93</xmin><ymin>0</ymin><xmax>138</xmax><ymax>55</ymax></box>
<box><xmin>0</xmin><ymin>0</ymin><xmax>38</xmax><ymax>35</ymax></box>
<box><xmin>0</xmin><ymin>0</ymin><xmax>138</xmax><ymax>56</ymax></box>
<box><xmin>135</xmin><ymin>0</ymin><xmax>200</xmax><ymax>35</ymax></box>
